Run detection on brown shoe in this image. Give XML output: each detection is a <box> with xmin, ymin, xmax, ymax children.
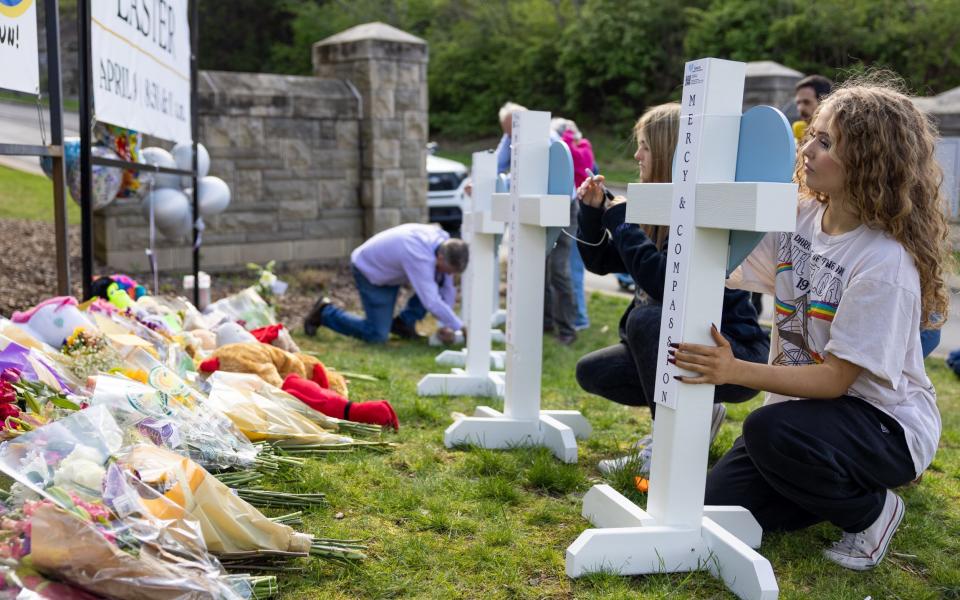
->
<box><xmin>556</xmin><ymin>333</ymin><xmax>577</xmax><ymax>346</ymax></box>
<box><xmin>303</xmin><ymin>296</ymin><xmax>331</xmax><ymax>336</ymax></box>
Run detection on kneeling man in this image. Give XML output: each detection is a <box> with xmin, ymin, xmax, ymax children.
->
<box><xmin>304</xmin><ymin>223</ymin><xmax>469</xmax><ymax>344</ymax></box>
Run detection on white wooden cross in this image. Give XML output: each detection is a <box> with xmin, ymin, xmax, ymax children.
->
<box><xmin>565</xmin><ymin>59</ymin><xmax>797</xmax><ymax>600</ymax></box>
<box><xmin>418</xmin><ymin>151</ymin><xmax>507</xmax><ymax>398</ymax></box>
<box><xmin>443</xmin><ymin>110</ymin><xmax>592</xmax><ymax>463</ymax></box>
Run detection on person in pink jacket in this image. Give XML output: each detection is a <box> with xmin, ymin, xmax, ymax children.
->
<box><xmin>553</xmin><ymin>118</ymin><xmax>594</xmax><ymax>331</ymax></box>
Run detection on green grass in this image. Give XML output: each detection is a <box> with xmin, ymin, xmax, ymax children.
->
<box><xmin>0</xmin><ymin>165</ymin><xmax>79</xmax><ymax>223</ymax></box>
<box><xmin>266</xmin><ymin>292</ymin><xmax>960</xmax><ymax>599</ymax></box>
<box><xmin>433</xmin><ymin>127</ymin><xmax>640</xmax><ymax>186</ymax></box>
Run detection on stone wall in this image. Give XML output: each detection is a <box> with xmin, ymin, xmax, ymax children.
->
<box><xmin>93</xmin><ymin>22</ymin><xmax>428</xmax><ymax>272</ymax></box>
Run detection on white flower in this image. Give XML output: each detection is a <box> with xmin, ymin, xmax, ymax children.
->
<box><xmin>53</xmin><ymin>446</ymin><xmax>107</xmax><ymax>493</ymax></box>
<box><xmin>259</xmin><ymin>271</ymin><xmax>277</xmax><ymax>288</ymax></box>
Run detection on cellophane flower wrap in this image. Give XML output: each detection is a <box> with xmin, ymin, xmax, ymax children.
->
<box><xmin>203</xmin><ymin>289</ymin><xmax>276</xmax><ymax>332</ymax></box>
<box><xmin>205</xmin><ymin>372</ymin><xmax>353</xmax><ymax>447</ymax></box>
<box><xmin>110</xmin><ymin>443</ymin><xmax>312</xmax><ymax>556</ymax></box>
<box><xmin>89</xmin><ymin>366</ymin><xmax>257</xmax><ymax>471</ymax></box>
<box><xmin>206</xmin><ymin>371</ymin><xmax>347</xmax><ymax>433</ymax></box>
<box><xmin>0</xmin><ymin>406</ymin><xmax>247</xmax><ymax>600</ymax></box>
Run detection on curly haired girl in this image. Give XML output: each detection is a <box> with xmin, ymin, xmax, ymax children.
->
<box><xmin>670</xmin><ymin>75</ymin><xmax>950</xmax><ymax>570</ymax></box>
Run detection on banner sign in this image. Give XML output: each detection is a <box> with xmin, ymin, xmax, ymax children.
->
<box><xmin>0</xmin><ymin>0</ymin><xmax>40</xmax><ymax>94</ymax></box>
<box><xmin>91</xmin><ymin>0</ymin><xmax>191</xmax><ymax>143</ymax></box>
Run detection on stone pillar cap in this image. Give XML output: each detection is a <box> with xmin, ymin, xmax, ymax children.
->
<box><xmin>315</xmin><ymin>22</ymin><xmax>426</xmax><ymax>47</ymax></box>
<box><xmin>745</xmin><ymin>61</ymin><xmax>803</xmax><ymax>78</ymax></box>
<box><xmin>913</xmin><ymin>85</ymin><xmax>960</xmax><ymax>115</ymax></box>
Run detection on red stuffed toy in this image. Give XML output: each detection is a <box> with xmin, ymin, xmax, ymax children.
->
<box><xmin>282</xmin><ymin>373</ymin><xmax>399</xmax><ymax>430</ymax></box>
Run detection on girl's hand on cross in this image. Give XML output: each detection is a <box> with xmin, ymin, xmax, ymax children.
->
<box><xmin>577</xmin><ymin>172</ymin><xmax>606</xmax><ymax>208</ymax></box>
<box><xmin>668</xmin><ymin>324</ymin><xmax>737</xmax><ymax>385</ymax></box>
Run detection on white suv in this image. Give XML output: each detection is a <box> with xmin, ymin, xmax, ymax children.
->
<box><xmin>426</xmin><ymin>151</ymin><xmax>469</xmax><ymax>235</ymax></box>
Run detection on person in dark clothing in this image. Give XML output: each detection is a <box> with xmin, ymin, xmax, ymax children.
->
<box><xmin>573</xmin><ymin>102</ymin><xmax>770</xmax><ymax>475</ymax></box>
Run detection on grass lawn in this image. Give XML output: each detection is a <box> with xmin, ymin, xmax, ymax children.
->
<box><xmin>0</xmin><ymin>165</ymin><xmax>80</xmax><ymax>223</ymax></box>
<box><xmin>274</xmin><ymin>292</ymin><xmax>960</xmax><ymax>599</ymax></box>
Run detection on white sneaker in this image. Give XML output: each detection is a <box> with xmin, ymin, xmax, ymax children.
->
<box><xmin>822</xmin><ymin>490</ymin><xmax>905</xmax><ymax>571</ymax></box>
<box><xmin>599</xmin><ymin>404</ymin><xmax>727</xmax><ymax>475</ymax></box>
<box><xmin>598</xmin><ymin>443</ymin><xmax>653</xmax><ymax>475</ymax></box>
<box><xmin>628</xmin><ymin>433</ymin><xmax>654</xmax><ymax>451</ymax></box>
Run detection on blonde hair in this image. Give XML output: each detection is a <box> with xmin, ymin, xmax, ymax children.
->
<box><xmin>794</xmin><ymin>75</ymin><xmax>951</xmax><ymax>328</ymax></box>
<box><xmin>634</xmin><ymin>102</ymin><xmax>680</xmax><ymax>249</ymax></box>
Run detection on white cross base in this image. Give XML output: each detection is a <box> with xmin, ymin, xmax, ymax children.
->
<box><xmin>419</xmin><ymin>154</ymin><xmax>508</xmax><ymax>398</ymax></box>
<box><xmin>444</xmin><ymin>186</ymin><xmax>591</xmax><ymax>461</ymax></box>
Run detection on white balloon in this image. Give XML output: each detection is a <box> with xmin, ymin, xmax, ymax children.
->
<box><xmin>197</xmin><ymin>175</ymin><xmax>231</xmax><ymax>216</ymax></box>
<box><xmin>142</xmin><ymin>188</ymin><xmax>190</xmax><ymax>229</ymax></box>
<box><xmin>172</xmin><ymin>142</ymin><xmax>210</xmax><ymax>187</ymax></box>
<box><xmin>141</xmin><ymin>147</ymin><xmax>181</xmax><ymax>189</ymax></box>
<box><xmin>159</xmin><ymin>205</ymin><xmax>194</xmax><ymax>240</ymax></box>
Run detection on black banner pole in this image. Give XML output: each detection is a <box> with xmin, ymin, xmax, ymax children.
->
<box><xmin>45</xmin><ymin>0</ymin><xmax>69</xmax><ymax>296</ymax></box>
<box><xmin>77</xmin><ymin>0</ymin><xmax>93</xmax><ymax>300</ymax></box>
<box><xmin>190</xmin><ymin>0</ymin><xmax>200</xmax><ymax>307</ymax></box>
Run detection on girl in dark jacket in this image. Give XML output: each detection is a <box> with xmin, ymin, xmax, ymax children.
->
<box><xmin>575</xmin><ymin>102</ymin><xmax>770</xmax><ymax>474</ymax></box>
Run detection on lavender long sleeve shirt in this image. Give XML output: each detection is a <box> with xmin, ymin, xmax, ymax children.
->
<box><xmin>351</xmin><ymin>224</ymin><xmax>462</xmax><ymax>330</ymax></box>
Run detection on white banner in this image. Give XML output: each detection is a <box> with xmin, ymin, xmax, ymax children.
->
<box><xmin>91</xmin><ymin>0</ymin><xmax>191</xmax><ymax>143</ymax></box>
<box><xmin>0</xmin><ymin>0</ymin><xmax>39</xmax><ymax>94</ymax></box>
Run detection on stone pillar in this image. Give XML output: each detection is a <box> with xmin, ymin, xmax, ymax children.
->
<box><xmin>743</xmin><ymin>61</ymin><xmax>803</xmax><ymax>119</ymax></box>
<box><xmin>313</xmin><ymin>22</ymin><xmax>429</xmax><ymax>238</ymax></box>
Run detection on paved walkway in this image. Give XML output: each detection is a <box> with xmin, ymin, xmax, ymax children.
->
<box><xmin>0</xmin><ymin>101</ymin><xmax>79</xmax><ymax>174</ymax></box>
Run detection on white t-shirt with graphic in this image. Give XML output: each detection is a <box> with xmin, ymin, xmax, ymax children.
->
<box><xmin>730</xmin><ymin>197</ymin><xmax>940</xmax><ymax>476</ymax></box>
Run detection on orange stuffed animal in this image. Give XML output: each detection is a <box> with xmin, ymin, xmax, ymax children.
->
<box><xmin>198</xmin><ymin>342</ymin><xmax>348</xmax><ymax>397</ymax></box>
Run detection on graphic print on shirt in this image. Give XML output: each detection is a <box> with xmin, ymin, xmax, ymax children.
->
<box><xmin>772</xmin><ymin>232</ymin><xmax>844</xmax><ymax>366</ymax></box>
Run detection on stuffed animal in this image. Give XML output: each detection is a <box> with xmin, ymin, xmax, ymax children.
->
<box><xmin>282</xmin><ymin>373</ymin><xmax>398</xmax><ymax>430</ymax></box>
<box><xmin>198</xmin><ymin>342</ymin><xmax>348</xmax><ymax>397</ymax></box>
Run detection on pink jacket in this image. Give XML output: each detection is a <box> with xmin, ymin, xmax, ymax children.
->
<box><xmin>562</xmin><ymin>130</ymin><xmax>596</xmax><ymax>187</ymax></box>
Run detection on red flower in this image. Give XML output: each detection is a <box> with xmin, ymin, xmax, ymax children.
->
<box><xmin>0</xmin><ymin>402</ymin><xmax>20</xmax><ymax>426</ymax></box>
<box><xmin>0</xmin><ymin>381</ymin><xmax>15</xmax><ymax>405</ymax></box>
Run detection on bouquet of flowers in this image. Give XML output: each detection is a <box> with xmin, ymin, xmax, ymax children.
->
<box><xmin>246</xmin><ymin>261</ymin><xmax>287</xmax><ymax>310</ymax></box>
<box><xmin>0</xmin><ymin>562</ymin><xmax>102</xmax><ymax>599</ymax></box>
<box><xmin>0</xmin><ymin>366</ymin><xmax>82</xmax><ymax>439</ymax></box>
<box><xmin>60</xmin><ymin>327</ymin><xmax>121</xmax><ymax>380</ymax></box>
<box><xmin>205</xmin><ymin>373</ymin><xmax>360</xmax><ymax>450</ymax></box>
<box><xmin>0</xmin><ymin>409</ymin><xmax>248</xmax><ymax>599</ymax></box>
<box><xmin>204</xmin><ymin>289</ymin><xmax>276</xmax><ymax>332</ymax></box>
<box><xmin>89</xmin><ymin>373</ymin><xmax>258</xmax><ymax>472</ymax></box>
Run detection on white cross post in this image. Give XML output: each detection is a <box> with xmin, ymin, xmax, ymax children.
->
<box><xmin>443</xmin><ymin>111</ymin><xmax>591</xmax><ymax>463</ymax></box>
<box><xmin>418</xmin><ymin>151</ymin><xmax>507</xmax><ymax>397</ymax></box>
<box><xmin>565</xmin><ymin>59</ymin><xmax>797</xmax><ymax>600</ymax></box>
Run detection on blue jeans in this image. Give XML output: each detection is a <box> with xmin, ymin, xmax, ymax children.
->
<box><xmin>920</xmin><ymin>328</ymin><xmax>940</xmax><ymax>358</ymax></box>
<box><xmin>320</xmin><ymin>266</ymin><xmax>427</xmax><ymax>343</ymax></box>
<box><xmin>570</xmin><ymin>243</ymin><xmax>589</xmax><ymax>328</ymax></box>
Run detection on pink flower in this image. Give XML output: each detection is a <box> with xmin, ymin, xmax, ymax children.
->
<box><xmin>0</xmin><ymin>368</ymin><xmax>20</xmax><ymax>383</ymax></box>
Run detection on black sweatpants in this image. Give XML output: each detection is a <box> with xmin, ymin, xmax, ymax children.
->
<box><xmin>575</xmin><ymin>302</ymin><xmax>769</xmax><ymax>415</ymax></box>
<box><xmin>704</xmin><ymin>397</ymin><xmax>916</xmax><ymax>533</ymax></box>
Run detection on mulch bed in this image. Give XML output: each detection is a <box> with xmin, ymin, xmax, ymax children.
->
<box><xmin>0</xmin><ymin>218</ymin><xmax>364</xmax><ymax>325</ymax></box>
